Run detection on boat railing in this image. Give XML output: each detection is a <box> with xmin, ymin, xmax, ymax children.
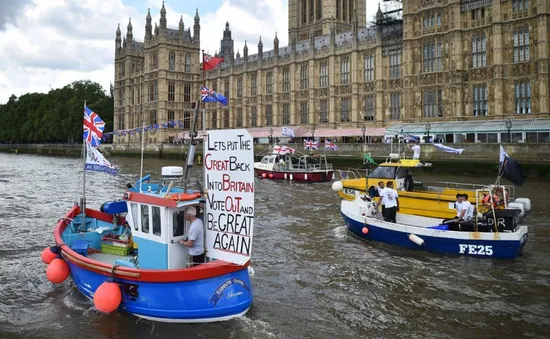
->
<box><xmin>420</xmin><ymin>180</ymin><xmax>515</xmax><ymax>199</ymax></box>
<box><xmin>336</xmin><ymin>168</ymin><xmax>365</xmax><ymax>180</ymax></box>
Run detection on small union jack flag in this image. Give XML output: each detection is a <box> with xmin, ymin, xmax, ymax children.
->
<box><xmin>83</xmin><ymin>105</ymin><xmax>105</xmax><ymax>148</ymax></box>
<box><xmin>304</xmin><ymin>139</ymin><xmax>319</xmax><ymax>150</ymax></box>
<box><xmin>325</xmin><ymin>140</ymin><xmax>338</xmax><ymax>151</ymax></box>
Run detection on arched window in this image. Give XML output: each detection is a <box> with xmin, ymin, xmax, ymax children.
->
<box><xmin>168</xmin><ymin>51</ymin><xmax>175</xmax><ymax>71</ymax></box>
<box><xmin>185</xmin><ymin>54</ymin><xmax>191</xmax><ymax>72</ymax></box>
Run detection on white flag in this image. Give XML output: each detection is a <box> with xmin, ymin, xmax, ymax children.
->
<box><xmin>85</xmin><ymin>142</ymin><xmax>118</xmax><ymax>175</ymax></box>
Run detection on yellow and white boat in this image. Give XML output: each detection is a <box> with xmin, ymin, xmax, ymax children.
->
<box><xmin>331</xmin><ymin>153</ymin><xmax>531</xmax><ymax>220</ymax></box>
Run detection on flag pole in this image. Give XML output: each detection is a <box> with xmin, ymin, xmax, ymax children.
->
<box><xmin>139</xmin><ymin>109</ymin><xmax>145</xmax><ymax>193</ymax></box>
<box><xmin>81</xmin><ymin>101</ymin><xmax>87</xmax><ymax>225</ymax></box>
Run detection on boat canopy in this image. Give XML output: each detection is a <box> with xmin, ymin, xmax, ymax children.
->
<box><xmin>385</xmin><ymin>118</ymin><xmax>550</xmax><ymax>135</ymax></box>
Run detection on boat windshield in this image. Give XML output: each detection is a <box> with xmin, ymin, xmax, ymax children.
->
<box><xmin>368</xmin><ymin>166</ymin><xmax>396</xmax><ymax>179</ymax></box>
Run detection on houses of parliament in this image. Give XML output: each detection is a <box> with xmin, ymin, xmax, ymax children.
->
<box><xmin>113</xmin><ymin>0</ymin><xmax>549</xmax><ymax>144</ymax></box>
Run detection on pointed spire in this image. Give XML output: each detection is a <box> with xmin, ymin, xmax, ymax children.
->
<box><xmin>236</xmin><ymin>49</ymin><xmax>241</xmax><ymax>59</ymax></box>
<box><xmin>145</xmin><ymin>8</ymin><xmax>152</xmax><ymax>39</ymax></box>
<box><xmin>243</xmin><ymin>40</ymin><xmax>248</xmax><ymax>59</ymax></box>
<box><xmin>274</xmin><ymin>32</ymin><xmax>279</xmax><ymax>54</ymax></box>
<box><xmin>146</xmin><ymin>8</ymin><xmax>151</xmax><ymax>20</ymax></box>
<box><xmin>179</xmin><ymin>15</ymin><xmax>184</xmax><ymax>30</ymax></box>
<box><xmin>126</xmin><ymin>18</ymin><xmax>133</xmax><ymax>42</ymax></box>
<box><xmin>194</xmin><ymin>8</ymin><xmax>200</xmax><ymax>21</ymax></box>
<box><xmin>116</xmin><ymin>23</ymin><xmax>121</xmax><ymax>36</ymax></box>
<box><xmin>225</xmin><ymin>21</ymin><xmax>230</xmax><ymax>30</ymax></box>
<box><xmin>160</xmin><ymin>1</ymin><xmax>167</xmax><ymax>29</ymax></box>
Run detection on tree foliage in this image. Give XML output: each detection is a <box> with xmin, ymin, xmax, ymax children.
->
<box><xmin>0</xmin><ymin>80</ymin><xmax>113</xmax><ymax>143</ymax></box>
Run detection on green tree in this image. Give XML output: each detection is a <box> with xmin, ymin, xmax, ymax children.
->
<box><xmin>0</xmin><ymin>80</ymin><xmax>114</xmax><ymax>143</ymax></box>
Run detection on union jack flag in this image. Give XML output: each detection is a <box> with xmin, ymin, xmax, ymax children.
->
<box><xmin>325</xmin><ymin>140</ymin><xmax>338</xmax><ymax>151</ymax></box>
<box><xmin>304</xmin><ymin>139</ymin><xmax>319</xmax><ymax>150</ymax></box>
<box><xmin>83</xmin><ymin>105</ymin><xmax>105</xmax><ymax>148</ymax></box>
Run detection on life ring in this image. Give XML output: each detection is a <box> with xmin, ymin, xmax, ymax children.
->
<box><xmin>165</xmin><ymin>192</ymin><xmax>202</xmax><ymax>201</ymax></box>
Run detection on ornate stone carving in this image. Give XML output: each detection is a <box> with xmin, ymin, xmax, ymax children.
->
<box><xmin>470</xmin><ymin>68</ymin><xmax>487</xmax><ymax>81</ymax></box>
<box><xmin>512</xmin><ymin>63</ymin><xmax>530</xmax><ymax>77</ymax></box>
<box><xmin>363</xmin><ymin>82</ymin><xmax>374</xmax><ymax>93</ymax></box>
<box><xmin>300</xmin><ymin>90</ymin><xmax>308</xmax><ymax>99</ymax></box>
<box><xmin>420</xmin><ymin>73</ymin><xmax>436</xmax><ymax>85</ymax></box>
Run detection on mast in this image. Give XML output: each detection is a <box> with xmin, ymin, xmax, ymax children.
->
<box><xmin>81</xmin><ymin>101</ymin><xmax>87</xmax><ymax>224</ymax></box>
<box><xmin>181</xmin><ymin>50</ymin><xmax>205</xmax><ymax>191</ymax></box>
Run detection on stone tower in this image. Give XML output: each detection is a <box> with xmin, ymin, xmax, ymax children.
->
<box><xmin>288</xmin><ymin>0</ymin><xmax>366</xmax><ymax>41</ymax></box>
<box><xmin>220</xmin><ymin>21</ymin><xmax>235</xmax><ymax>62</ymax></box>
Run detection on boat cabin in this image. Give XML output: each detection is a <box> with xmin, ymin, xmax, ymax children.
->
<box><xmin>255</xmin><ymin>153</ymin><xmax>333</xmax><ymax>172</ymax></box>
<box><xmin>121</xmin><ymin>166</ymin><xmax>205</xmax><ymax>270</ymax></box>
<box><xmin>365</xmin><ymin>154</ymin><xmax>431</xmax><ymax>193</ymax></box>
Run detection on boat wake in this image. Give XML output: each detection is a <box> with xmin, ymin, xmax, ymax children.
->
<box><xmin>333</xmin><ymin>225</ymin><xmax>348</xmax><ymax>239</ymax></box>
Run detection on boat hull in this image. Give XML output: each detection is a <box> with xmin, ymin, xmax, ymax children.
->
<box><xmin>66</xmin><ymin>260</ymin><xmax>253</xmax><ymax>323</ymax></box>
<box><xmin>255</xmin><ymin>168</ymin><xmax>334</xmax><ymax>182</ymax></box>
<box><xmin>341</xmin><ymin>204</ymin><xmax>528</xmax><ymax>259</ymax></box>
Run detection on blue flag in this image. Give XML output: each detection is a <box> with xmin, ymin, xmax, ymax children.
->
<box><xmin>201</xmin><ymin>86</ymin><xmax>228</xmax><ymax>106</ymax></box>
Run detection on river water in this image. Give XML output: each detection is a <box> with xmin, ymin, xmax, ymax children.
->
<box><xmin>0</xmin><ymin>152</ymin><xmax>549</xmax><ymax>339</ymax></box>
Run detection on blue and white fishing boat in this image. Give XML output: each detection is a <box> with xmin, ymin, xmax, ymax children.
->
<box><xmin>42</xmin><ymin>92</ymin><xmax>256</xmax><ymax>322</ymax></box>
<box><xmin>336</xmin><ymin>146</ymin><xmax>530</xmax><ymax>259</ymax></box>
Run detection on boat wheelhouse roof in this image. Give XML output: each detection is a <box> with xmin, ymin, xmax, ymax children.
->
<box><xmin>377</xmin><ymin>159</ymin><xmax>429</xmax><ymax>168</ymax></box>
<box><xmin>126</xmin><ymin>175</ymin><xmax>203</xmax><ymax>209</ymax></box>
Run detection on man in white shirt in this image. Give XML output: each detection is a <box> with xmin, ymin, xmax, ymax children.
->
<box><xmin>179</xmin><ymin>206</ymin><xmax>205</xmax><ymax>266</ymax></box>
<box><xmin>455</xmin><ymin>194</ymin><xmax>473</xmax><ymax>221</ymax></box>
<box><xmin>375</xmin><ymin>181</ymin><xmax>399</xmax><ymax>223</ymax></box>
<box><xmin>409</xmin><ymin>141</ymin><xmax>421</xmax><ymax>160</ymax></box>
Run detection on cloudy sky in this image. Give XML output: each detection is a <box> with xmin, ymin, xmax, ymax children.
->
<box><xmin>0</xmin><ymin>0</ymin><xmax>380</xmax><ymax>104</ymax></box>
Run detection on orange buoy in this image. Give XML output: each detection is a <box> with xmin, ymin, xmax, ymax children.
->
<box><xmin>46</xmin><ymin>258</ymin><xmax>70</xmax><ymax>283</ymax></box>
<box><xmin>362</xmin><ymin>227</ymin><xmax>369</xmax><ymax>234</ymax></box>
<box><xmin>165</xmin><ymin>192</ymin><xmax>202</xmax><ymax>201</ymax></box>
<box><xmin>93</xmin><ymin>281</ymin><xmax>122</xmax><ymax>313</ymax></box>
<box><xmin>41</xmin><ymin>246</ymin><xmax>58</xmax><ymax>264</ymax></box>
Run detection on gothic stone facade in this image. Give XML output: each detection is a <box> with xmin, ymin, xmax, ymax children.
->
<box><xmin>114</xmin><ymin>0</ymin><xmax>549</xmax><ymax>144</ymax></box>
<box><xmin>113</xmin><ymin>4</ymin><xmax>202</xmax><ymax>145</ymax></box>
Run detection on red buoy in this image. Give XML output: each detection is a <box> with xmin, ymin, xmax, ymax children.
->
<box><xmin>94</xmin><ymin>281</ymin><xmax>122</xmax><ymax>313</ymax></box>
<box><xmin>41</xmin><ymin>246</ymin><xmax>57</xmax><ymax>264</ymax></box>
<box><xmin>46</xmin><ymin>258</ymin><xmax>70</xmax><ymax>283</ymax></box>
<box><xmin>362</xmin><ymin>227</ymin><xmax>369</xmax><ymax>234</ymax></box>
<box><xmin>269</xmin><ymin>173</ymin><xmax>273</xmax><ymax>178</ymax></box>
<box><xmin>261</xmin><ymin>173</ymin><xmax>266</xmax><ymax>178</ymax></box>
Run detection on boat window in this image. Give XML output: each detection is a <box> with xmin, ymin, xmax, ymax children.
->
<box><xmin>261</xmin><ymin>157</ymin><xmax>270</xmax><ymax>164</ymax></box>
<box><xmin>130</xmin><ymin>203</ymin><xmax>138</xmax><ymax>231</ymax></box>
<box><xmin>152</xmin><ymin>206</ymin><xmax>161</xmax><ymax>236</ymax></box>
<box><xmin>396</xmin><ymin>167</ymin><xmax>409</xmax><ymax>179</ymax></box>
<box><xmin>141</xmin><ymin>205</ymin><xmax>150</xmax><ymax>234</ymax></box>
<box><xmin>368</xmin><ymin>166</ymin><xmax>397</xmax><ymax>179</ymax></box>
<box><xmin>173</xmin><ymin>210</ymin><xmax>185</xmax><ymax>237</ymax></box>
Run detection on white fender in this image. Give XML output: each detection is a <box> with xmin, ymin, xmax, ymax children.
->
<box><xmin>508</xmin><ymin>202</ymin><xmax>525</xmax><ymax>218</ymax></box>
<box><xmin>248</xmin><ymin>266</ymin><xmax>255</xmax><ymax>277</ymax></box>
<box><xmin>514</xmin><ymin>198</ymin><xmax>531</xmax><ymax>213</ymax></box>
<box><xmin>409</xmin><ymin>234</ymin><xmax>425</xmax><ymax>246</ymax></box>
<box><xmin>290</xmin><ymin>174</ymin><xmax>293</xmax><ymax>181</ymax></box>
<box><xmin>284</xmin><ymin>173</ymin><xmax>287</xmax><ymax>180</ymax></box>
<box><xmin>304</xmin><ymin>173</ymin><xmax>308</xmax><ymax>181</ymax></box>
<box><xmin>332</xmin><ymin>181</ymin><xmax>344</xmax><ymax>192</ymax></box>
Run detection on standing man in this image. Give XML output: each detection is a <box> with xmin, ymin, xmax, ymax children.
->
<box><xmin>409</xmin><ymin>140</ymin><xmax>421</xmax><ymax>160</ymax></box>
<box><xmin>375</xmin><ymin>181</ymin><xmax>399</xmax><ymax>223</ymax></box>
<box><xmin>178</xmin><ymin>206</ymin><xmax>205</xmax><ymax>266</ymax></box>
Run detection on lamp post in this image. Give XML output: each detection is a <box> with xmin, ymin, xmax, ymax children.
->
<box><xmin>269</xmin><ymin>127</ymin><xmax>273</xmax><ymax>147</ymax></box>
<box><xmin>505</xmin><ymin>118</ymin><xmax>512</xmax><ymax>143</ymax></box>
<box><xmin>425</xmin><ymin>122</ymin><xmax>432</xmax><ymax>142</ymax></box>
<box><xmin>361</xmin><ymin>125</ymin><xmax>366</xmax><ymax>146</ymax></box>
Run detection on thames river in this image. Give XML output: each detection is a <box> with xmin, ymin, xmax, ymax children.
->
<box><xmin>0</xmin><ymin>152</ymin><xmax>549</xmax><ymax>339</ymax></box>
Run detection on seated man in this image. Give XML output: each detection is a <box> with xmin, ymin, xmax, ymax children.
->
<box><xmin>178</xmin><ymin>207</ymin><xmax>205</xmax><ymax>266</ymax></box>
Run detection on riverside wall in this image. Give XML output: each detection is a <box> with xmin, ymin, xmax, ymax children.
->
<box><xmin>1</xmin><ymin>142</ymin><xmax>549</xmax><ymax>176</ymax></box>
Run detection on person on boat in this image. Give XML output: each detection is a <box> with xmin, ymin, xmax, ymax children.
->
<box><xmin>409</xmin><ymin>140</ymin><xmax>421</xmax><ymax>160</ymax></box>
<box><xmin>456</xmin><ymin>194</ymin><xmax>473</xmax><ymax>221</ymax></box>
<box><xmin>462</xmin><ymin>194</ymin><xmax>475</xmax><ymax>220</ymax></box>
<box><xmin>375</xmin><ymin>181</ymin><xmax>399</xmax><ymax>223</ymax></box>
<box><xmin>178</xmin><ymin>207</ymin><xmax>205</xmax><ymax>266</ymax></box>
<box><xmin>404</xmin><ymin>169</ymin><xmax>414</xmax><ymax>191</ymax></box>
